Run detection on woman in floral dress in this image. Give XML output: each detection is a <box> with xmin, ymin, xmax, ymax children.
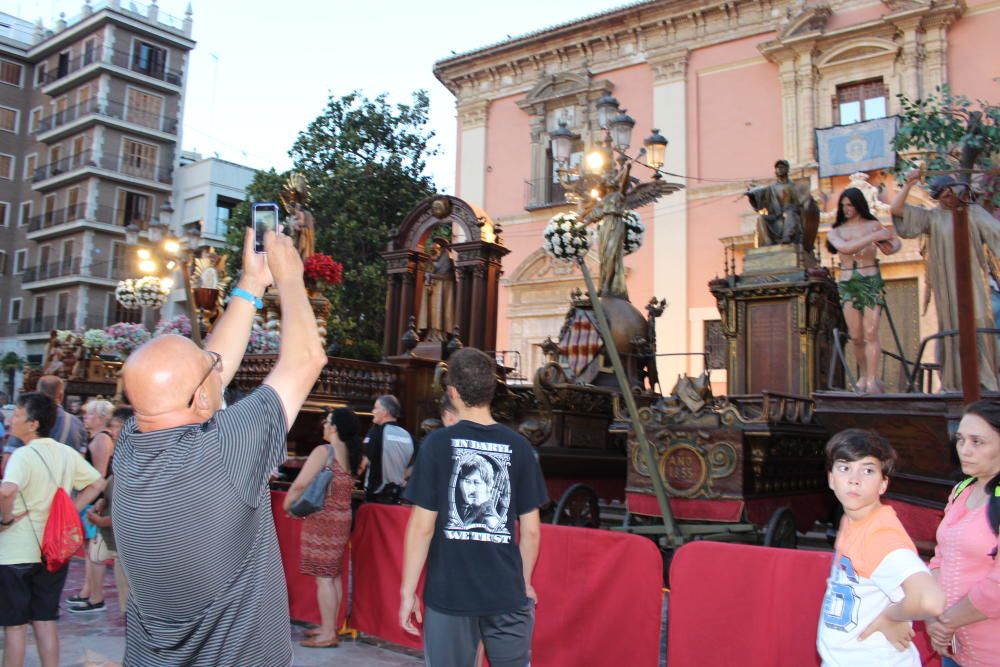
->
<box><xmin>283</xmin><ymin>407</ymin><xmax>359</xmax><ymax>648</ymax></box>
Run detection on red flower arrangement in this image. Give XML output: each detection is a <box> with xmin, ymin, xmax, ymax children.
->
<box><xmin>303</xmin><ymin>253</ymin><xmax>343</xmax><ymax>285</ymax></box>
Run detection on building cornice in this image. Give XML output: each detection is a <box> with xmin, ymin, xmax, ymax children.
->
<box><xmin>434</xmin><ymin>0</ymin><xmax>797</xmax><ymax>103</ymax></box>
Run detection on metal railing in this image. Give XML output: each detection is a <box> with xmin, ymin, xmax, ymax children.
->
<box><xmin>36</xmin><ymin>97</ymin><xmax>178</xmax><ymax>135</ymax></box>
<box><xmin>32</xmin><ymin>150</ymin><xmax>92</xmax><ymax>182</ymax></box>
<box><xmin>18</xmin><ymin>315</ymin><xmax>58</xmax><ymax>334</ymax></box>
<box><xmin>32</xmin><ymin>150</ymin><xmax>172</xmax><ymax>184</ymax></box>
<box><xmin>98</xmin><ymin>152</ymin><xmax>172</xmax><ymax>183</ymax></box>
<box><xmin>524</xmin><ymin>178</ymin><xmax>568</xmax><ymax>209</ymax></box>
<box><xmin>27</xmin><ymin>203</ymin><xmax>87</xmax><ymax>232</ymax></box>
<box><xmin>21</xmin><ymin>257</ymin><xmax>83</xmax><ymax>283</ymax></box>
<box><xmin>42</xmin><ymin>44</ymin><xmax>183</xmax><ymax>87</ymax></box>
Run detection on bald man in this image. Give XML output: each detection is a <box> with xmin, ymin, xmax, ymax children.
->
<box><xmin>2</xmin><ymin>376</ymin><xmax>86</xmax><ymax>468</ymax></box>
<box><xmin>111</xmin><ymin>227</ymin><xmax>326</xmax><ymax>666</ymax></box>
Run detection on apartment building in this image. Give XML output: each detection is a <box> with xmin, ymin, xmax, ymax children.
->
<box><xmin>0</xmin><ymin>0</ymin><xmax>194</xmax><ymax>360</ymax></box>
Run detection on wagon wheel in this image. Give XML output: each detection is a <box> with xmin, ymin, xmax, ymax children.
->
<box><xmin>762</xmin><ymin>506</ymin><xmax>797</xmax><ymax>549</ymax></box>
<box><xmin>552</xmin><ymin>484</ymin><xmax>600</xmax><ymax>529</ymax></box>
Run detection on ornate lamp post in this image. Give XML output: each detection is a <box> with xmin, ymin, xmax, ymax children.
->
<box><xmin>545</xmin><ymin>95</ymin><xmax>685</xmax><ymax>545</ymax></box>
<box><xmin>121</xmin><ymin>211</ymin><xmax>207</xmax><ymax>347</ymax></box>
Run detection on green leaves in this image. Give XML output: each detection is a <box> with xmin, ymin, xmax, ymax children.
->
<box><xmin>892</xmin><ymin>86</ymin><xmax>1000</xmax><ymax>205</ymax></box>
<box><xmin>226</xmin><ymin>91</ymin><xmax>438</xmax><ymax>360</ymax></box>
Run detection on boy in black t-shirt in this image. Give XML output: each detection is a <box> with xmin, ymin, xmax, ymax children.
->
<box><xmin>401</xmin><ymin>348</ymin><xmax>547</xmax><ymax>667</ymax></box>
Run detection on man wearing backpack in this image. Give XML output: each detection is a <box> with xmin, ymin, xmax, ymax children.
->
<box><xmin>0</xmin><ymin>392</ymin><xmax>105</xmax><ymax>667</ymax></box>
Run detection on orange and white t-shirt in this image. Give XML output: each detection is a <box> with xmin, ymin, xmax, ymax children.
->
<box><xmin>817</xmin><ymin>505</ymin><xmax>928</xmax><ymax>667</ymax></box>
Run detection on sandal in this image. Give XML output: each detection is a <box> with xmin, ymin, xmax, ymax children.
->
<box><xmin>300</xmin><ymin>637</ymin><xmax>339</xmax><ymax>648</ymax></box>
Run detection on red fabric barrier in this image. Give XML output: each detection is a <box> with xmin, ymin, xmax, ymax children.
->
<box><xmin>668</xmin><ymin>541</ymin><xmax>940</xmax><ymax>667</ymax></box>
<box><xmin>885</xmin><ymin>498</ymin><xmax>944</xmax><ymax>547</ymax></box>
<box><xmin>628</xmin><ymin>492</ymin><xmax>745</xmax><ymax>522</ymax></box>
<box><xmin>269</xmin><ymin>490</ymin><xmax>348</xmax><ymax>627</ymax></box>
<box><xmin>628</xmin><ymin>492</ymin><xmax>831</xmax><ymax>533</ymax></box>
<box><xmin>350</xmin><ymin>503</ymin><xmax>663</xmax><ymax>666</ymax></box>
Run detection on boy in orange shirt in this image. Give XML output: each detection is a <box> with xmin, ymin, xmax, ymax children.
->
<box><xmin>818</xmin><ymin>429</ymin><xmax>946</xmax><ymax>666</ymax></box>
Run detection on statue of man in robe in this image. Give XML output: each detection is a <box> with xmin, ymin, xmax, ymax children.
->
<box><xmin>417</xmin><ymin>238</ymin><xmax>455</xmax><ymax>341</ymax></box>
<box><xmin>891</xmin><ymin>170</ymin><xmax>1000</xmax><ymax>391</ymax></box>
<box><xmin>747</xmin><ymin>159</ymin><xmax>818</xmax><ymax>248</ymax></box>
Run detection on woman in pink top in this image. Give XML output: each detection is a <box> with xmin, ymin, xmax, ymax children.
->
<box><xmin>926</xmin><ymin>400</ymin><xmax>1000</xmax><ymax>667</ymax></box>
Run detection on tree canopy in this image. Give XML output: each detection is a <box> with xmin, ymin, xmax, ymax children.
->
<box><xmin>892</xmin><ymin>86</ymin><xmax>1000</xmax><ymax>206</ymax></box>
<box><xmin>226</xmin><ymin>90</ymin><xmax>438</xmax><ymax>360</ymax></box>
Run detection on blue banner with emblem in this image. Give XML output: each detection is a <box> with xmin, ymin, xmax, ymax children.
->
<box><xmin>815</xmin><ymin>116</ymin><xmax>898</xmax><ymax>177</ymax></box>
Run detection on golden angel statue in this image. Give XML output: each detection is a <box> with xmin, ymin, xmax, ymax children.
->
<box><xmin>280</xmin><ymin>172</ymin><xmax>316</xmax><ymax>260</ymax></box>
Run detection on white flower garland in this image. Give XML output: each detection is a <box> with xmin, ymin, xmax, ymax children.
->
<box><xmin>622</xmin><ymin>210</ymin><xmax>645</xmax><ymax>256</ymax></box>
<box><xmin>115</xmin><ymin>280</ymin><xmax>140</xmax><ymax>310</ymax></box>
<box><xmin>134</xmin><ymin>276</ymin><xmax>170</xmax><ymax>309</ymax></box>
<box><xmin>543</xmin><ymin>211</ymin><xmax>590</xmax><ymax>261</ymax></box>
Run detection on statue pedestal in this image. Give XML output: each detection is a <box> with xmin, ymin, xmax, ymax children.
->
<box><xmin>710</xmin><ymin>261</ymin><xmax>843</xmax><ymax>396</ymax></box>
<box><xmin>742</xmin><ymin>243</ymin><xmax>816</xmax><ymax>275</ymax></box>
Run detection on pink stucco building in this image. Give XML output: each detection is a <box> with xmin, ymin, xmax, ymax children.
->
<box><xmin>434</xmin><ymin>0</ymin><xmax>1000</xmax><ymax>391</ymax></box>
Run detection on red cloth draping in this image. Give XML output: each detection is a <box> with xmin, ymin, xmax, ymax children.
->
<box><xmin>885</xmin><ymin>498</ymin><xmax>944</xmax><ymax>547</ymax></box>
<box><xmin>668</xmin><ymin>541</ymin><xmax>940</xmax><ymax>667</ymax></box>
<box><xmin>628</xmin><ymin>492</ymin><xmax>831</xmax><ymax>533</ymax></box>
<box><xmin>628</xmin><ymin>492</ymin><xmax>745</xmax><ymax>522</ymax></box>
<box><xmin>350</xmin><ymin>503</ymin><xmax>663</xmax><ymax>666</ymax></box>
<box><xmin>269</xmin><ymin>490</ymin><xmax>348</xmax><ymax>627</ymax></box>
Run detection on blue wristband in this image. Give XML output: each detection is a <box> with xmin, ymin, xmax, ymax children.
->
<box><xmin>231</xmin><ymin>287</ymin><xmax>263</xmax><ymax>309</ymax></box>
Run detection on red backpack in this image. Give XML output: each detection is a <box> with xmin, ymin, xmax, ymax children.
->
<box><xmin>22</xmin><ymin>448</ymin><xmax>84</xmax><ymax>572</ymax></box>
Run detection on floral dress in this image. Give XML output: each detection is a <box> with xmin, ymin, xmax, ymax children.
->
<box><xmin>299</xmin><ymin>458</ymin><xmax>354</xmax><ymax>578</ymax></box>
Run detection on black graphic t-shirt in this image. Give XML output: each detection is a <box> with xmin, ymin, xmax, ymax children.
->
<box><xmin>403</xmin><ymin>420</ymin><xmax>548</xmax><ymax>615</ymax></box>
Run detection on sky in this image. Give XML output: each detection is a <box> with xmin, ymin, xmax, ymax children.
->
<box><xmin>12</xmin><ymin>0</ymin><xmax>625</xmax><ymax>192</ymax></box>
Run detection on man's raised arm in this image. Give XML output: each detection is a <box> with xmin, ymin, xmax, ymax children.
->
<box><xmin>206</xmin><ymin>227</ymin><xmax>273</xmax><ymax>386</ymax></box>
<box><xmin>261</xmin><ymin>230</ymin><xmax>327</xmax><ymax>428</ymax></box>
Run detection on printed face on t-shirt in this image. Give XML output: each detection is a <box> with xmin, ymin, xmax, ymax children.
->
<box><xmin>460</xmin><ymin>469</ymin><xmax>489</xmax><ymax>506</ymax></box>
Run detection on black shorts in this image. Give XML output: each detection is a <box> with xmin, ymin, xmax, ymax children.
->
<box><xmin>423</xmin><ymin>602</ymin><xmax>534</xmax><ymax>667</ymax></box>
<box><xmin>0</xmin><ymin>562</ymin><xmax>70</xmax><ymax>626</ymax></box>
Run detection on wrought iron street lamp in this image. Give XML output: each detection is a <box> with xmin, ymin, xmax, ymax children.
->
<box><xmin>545</xmin><ymin>93</ymin><xmax>685</xmax><ymax>545</ymax></box>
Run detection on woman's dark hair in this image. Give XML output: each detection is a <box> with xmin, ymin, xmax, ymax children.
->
<box><xmin>961</xmin><ymin>400</ymin><xmax>1000</xmax><ymax>536</ymax></box>
<box><xmin>16</xmin><ymin>392</ymin><xmax>57</xmax><ymax>438</ymax></box>
<box><xmin>826</xmin><ymin>187</ymin><xmax>879</xmax><ymax>255</ymax></box>
<box><xmin>326</xmin><ymin>407</ymin><xmax>363</xmax><ymax>476</ymax></box>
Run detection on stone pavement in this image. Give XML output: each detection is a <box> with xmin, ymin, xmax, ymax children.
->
<box><xmin>0</xmin><ymin>557</ymin><xmax>423</xmax><ymax>667</ymax></box>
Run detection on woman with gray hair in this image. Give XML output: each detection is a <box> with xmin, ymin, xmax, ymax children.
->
<box><xmin>67</xmin><ymin>399</ymin><xmax>115</xmax><ymax>613</ymax></box>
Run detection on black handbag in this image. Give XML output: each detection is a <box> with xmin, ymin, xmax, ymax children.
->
<box><xmin>288</xmin><ymin>445</ymin><xmax>334</xmax><ymax>518</ymax></box>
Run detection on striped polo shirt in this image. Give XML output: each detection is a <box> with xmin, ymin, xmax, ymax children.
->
<box><xmin>111</xmin><ymin>385</ymin><xmax>292</xmax><ymax>666</ymax></box>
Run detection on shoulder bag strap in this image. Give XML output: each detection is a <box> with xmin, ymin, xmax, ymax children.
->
<box><xmin>951</xmin><ymin>477</ymin><xmax>977</xmax><ymax>502</ymax></box>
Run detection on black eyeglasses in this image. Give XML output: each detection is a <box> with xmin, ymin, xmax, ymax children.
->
<box><xmin>188</xmin><ymin>350</ymin><xmax>223</xmax><ymax>408</ymax></box>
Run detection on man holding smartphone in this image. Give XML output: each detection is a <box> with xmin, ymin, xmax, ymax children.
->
<box><xmin>112</xmin><ymin>226</ymin><xmax>326</xmax><ymax>666</ymax></box>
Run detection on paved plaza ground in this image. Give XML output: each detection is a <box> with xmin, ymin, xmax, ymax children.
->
<box><xmin>0</xmin><ymin>558</ymin><xmax>424</xmax><ymax>667</ymax></box>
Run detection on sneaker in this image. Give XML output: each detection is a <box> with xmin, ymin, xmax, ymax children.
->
<box><xmin>66</xmin><ymin>594</ymin><xmax>88</xmax><ymax>604</ymax></box>
<box><xmin>67</xmin><ymin>601</ymin><xmax>105</xmax><ymax>613</ymax></box>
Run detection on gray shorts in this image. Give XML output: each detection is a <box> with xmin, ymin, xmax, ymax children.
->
<box><xmin>423</xmin><ymin>601</ymin><xmax>534</xmax><ymax>667</ymax></box>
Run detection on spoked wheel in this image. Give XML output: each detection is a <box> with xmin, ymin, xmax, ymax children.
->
<box><xmin>762</xmin><ymin>506</ymin><xmax>798</xmax><ymax>549</ymax></box>
<box><xmin>552</xmin><ymin>483</ymin><xmax>600</xmax><ymax>529</ymax></box>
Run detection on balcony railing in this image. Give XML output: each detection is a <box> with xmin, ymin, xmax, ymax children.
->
<box><xmin>32</xmin><ymin>150</ymin><xmax>172</xmax><ymax>185</ymax></box>
<box><xmin>524</xmin><ymin>177</ymin><xmax>569</xmax><ymax>210</ymax></box>
<box><xmin>17</xmin><ymin>314</ymin><xmax>77</xmax><ymax>334</ymax></box>
<box><xmin>27</xmin><ymin>203</ymin><xmax>87</xmax><ymax>232</ymax></box>
<box><xmin>36</xmin><ymin>98</ymin><xmax>178</xmax><ymax>135</ymax></box>
<box><xmin>98</xmin><ymin>153</ymin><xmax>172</xmax><ymax>184</ymax></box>
<box><xmin>33</xmin><ymin>150</ymin><xmax>92</xmax><ymax>183</ymax></box>
<box><xmin>42</xmin><ymin>44</ymin><xmax>183</xmax><ymax>87</ymax></box>
<box><xmin>18</xmin><ymin>315</ymin><xmax>57</xmax><ymax>335</ymax></box>
<box><xmin>21</xmin><ymin>257</ymin><xmax>84</xmax><ymax>283</ymax></box>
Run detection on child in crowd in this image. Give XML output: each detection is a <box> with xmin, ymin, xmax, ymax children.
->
<box><xmin>817</xmin><ymin>429</ymin><xmax>945</xmax><ymax>666</ymax></box>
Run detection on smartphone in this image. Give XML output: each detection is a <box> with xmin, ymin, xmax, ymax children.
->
<box><xmin>251</xmin><ymin>202</ymin><xmax>279</xmax><ymax>253</ymax></box>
